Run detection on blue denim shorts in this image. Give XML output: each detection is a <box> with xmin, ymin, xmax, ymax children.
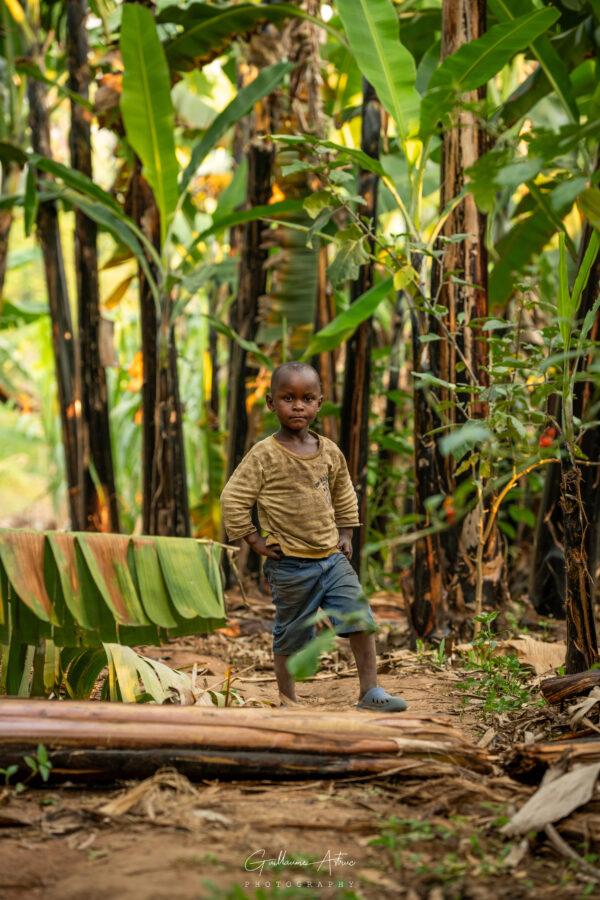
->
<box><xmin>263</xmin><ymin>552</ymin><xmax>376</xmax><ymax>655</ymax></box>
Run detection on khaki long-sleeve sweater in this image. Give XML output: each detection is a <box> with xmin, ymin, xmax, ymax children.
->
<box><xmin>220</xmin><ymin>433</ymin><xmax>360</xmax><ymax>558</ymax></box>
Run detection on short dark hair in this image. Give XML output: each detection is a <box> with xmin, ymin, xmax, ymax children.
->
<box><xmin>270</xmin><ymin>362</ymin><xmax>322</xmax><ymax>394</ymax></box>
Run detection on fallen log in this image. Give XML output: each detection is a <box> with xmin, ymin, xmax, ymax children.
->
<box><xmin>506</xmin><ymin>735</ymin><xmax>600</xmax><ymax>781</ymax></box>
<box><xmin>540</xmin><ymin>669</ymin><xmax>600</xmax><ymax>705</ymax></box>
<box><xmin>0</xmin><ymin>698</ymin><xmax>491</xmax><ymax>782</ymax></box>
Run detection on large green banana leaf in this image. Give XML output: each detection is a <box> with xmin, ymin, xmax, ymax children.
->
<box><xmin>120</xmin><ymin>3</ymin><xmax>179</xmax><ymax>246</ymax></box>
<box><xmin>159</xmin><ymin>2</ymin><xmax>345</xmax><ymax>71</ymax></box>
<box><xmin>420</xmin><ymin>7</ymin><xmax>560</xmax><ymax>136</ymax></box>
<box><xmin>0</xmin><ymin>531</ymin><xmax>227</xmax><ymax>648</ymax></box>
<box><xmin>336</xmin><ymin>0</ymin><xmax>420</xmax><ymax>140</ymax></box>
<box><xmin>180</xmin><ymin>61</ymin><xmax>295</xmax><ymax>197</ymax></box>
<box><xmin>301</xmin><ymin>277</ymin><xmax>395</xmax><ymax>358</ymax></box>
<box><xmin>489</xmin><ymin>0</ymin><xmax>579</xmax><ymax>123</ymax></box>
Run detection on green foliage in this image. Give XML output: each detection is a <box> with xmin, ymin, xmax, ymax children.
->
<box><xmin>0</xmin><ymin>531</ymin><xmax>228</xmax><ymax>697</ymax></box>
<box><xmin>303</xmin><ymin>277</ymin><xmax>394</xmax><ymax>356</ymax></box>
<box><xmin>0</xmin><ymin>744</ymin><xmax>52</xmax><ymax>792</ymax></box>
<box><xmin>159</xmin><ymin>2</ymin><xmax>344</xmax><ymax>72</ymax></box>
<box><xmin>337</xmin><ymin>0</ymin><xmax>420</xmax><ymax>140</ymax></box>
<box><xmin>120</xmin><ymin>4</ymin><xmax>179</xmax><ymax>246</ymax></box>
<box><xmin>421</xmin><ymin>7</ymin><xmax>560</xmax><ymax>135</ymax></box>
<box><xmin>180</xmin><ymin>61</ymin><xmax>295</xmax><ymax>197</ymax></box>
<box><xmin>456</xmin><ymin>613</ymin><xmax>535</xmax><ymax>717</ymax></box>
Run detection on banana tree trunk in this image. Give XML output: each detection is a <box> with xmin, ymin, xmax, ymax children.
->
<box><xmin>561</xmin><ymin>457</ymin><xmax>599</xmax><ymax>673</ymax></box>
<box><xmin>67</xmin><ymin>0</ymin><xmax>119</xmax><ymax>533</ymax></box>
<box><xmin>126</xmin><ymin>161</ymin><xmax>189</xmax><ymax>537</ymax></box>
<box><xmin>0</xmin><ymin>165</ymin><xmax>20</xmax><ymax>298</ymax></box>
<box><xmin>532</xmin><ymin>206</ymin><xmax>600</xmax><ymax>622</ymax></box>
<box><xmin>371</xmin><ymin>293</ymin><xmax>407</xmax><ymax>564</ymax></box>
<box><xmin>412</xmin><ymin>0</ymin><xmax>500</xmax><ymax>637</ymax></box>
<box><xmin>339</xmin><ymin>78</ymin><xmax>381</xmax><ymax>575</ymax></box>
<box><xmin>312</xmin><ymin>244</ymin><xmax>339</xmax><ymax>442</ymax></box>
<box><xmin>225</xmin><ymin>140</ymin><xmax>274</xmax><ymax>482</ymax></box>
<box><xmin>27</xmin><ymin>78</ymin><xmax>82</xmax><ymax>529</ymax></box>
<box><xmin>562</xmin><ymin>216</ymin><xmax>600</xmax><ymax>672</ymax></box>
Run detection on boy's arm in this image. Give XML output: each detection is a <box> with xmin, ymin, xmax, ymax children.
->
<box><xmin>331</xmin><ymin>450</ymin><xmax>360</xmax><ymax>559</ymax></box>
<box><xmin>220</xmin><ymin>454</ymin><xmax>282</xmax><ymax>559</ymax></box>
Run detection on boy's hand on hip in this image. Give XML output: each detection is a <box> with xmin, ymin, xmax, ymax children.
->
<box><xmin>337</xmin><ymin>528</ymin><xmax>353</xmax><ymax>560</ymax></box>
<box><xmin>244</xmin><ymin>532</ymin><xmax>282</xmax><ymax>559</ymax></box>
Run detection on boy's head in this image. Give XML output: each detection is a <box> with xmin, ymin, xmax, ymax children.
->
<box><xmin>266</xmin><ymin>362</ymin><xmax>323</xmax><ymax>431</ymax></box>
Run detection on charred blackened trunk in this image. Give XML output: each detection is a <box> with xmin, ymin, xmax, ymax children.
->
<box><xmin>225</xmin><ymin>142</ymin><xmax>274</xmax><ymax>481</ymax></box>
<box><xmin>532</xmin><ymin>211</ymin><xmax>600</xmax><ymax>620</ymax></box>
<box><xmin>67</xmin><ymin>0</ymin><xmax>119</xmax><ymax>533</ymax></box>
<box><xmin>126</xmin><ymin>160</ymin><xmax>159</xmax><ymax>534</ymax></box>
<box><xmin>27</xmin><ymin>79</ymin><xmax>82</xmax><ymax>528</ymax></box>
<box><xmin>410</xmin><ymin>260</ymin><xmax>448</xmax><ymax>639</ymax></box>
<box><xmin>339</xmin><ymin>79</ymin><xmax>381</xmax><ymax>575</ymax></box>
<box><xmin>126</xmin><ymin>162</ymin><xmax>189</xmax><ymax>537</ymax></box>
<box><xmin>574</xmin><ymin>227</ymin><xmax>600</xmax><ymax>593</ymax></box>
<box><xmin>412</xmin><ymin>0</ymin><xmax>499</xmax><ymax>636</ymax></box>
<box><xmin>312</xmin><ymin>244</ymin><xmax>339</xmax><ymax>443</ymax></box>
<box><xmin>561</xmin><ymin>459</ymin><xmax>599</xmax><ymax>673</ymax></box>
<box><xmin>151</xmin><ymin>314</ymin><xmax>190</xmax><ymax>537</ymax></box>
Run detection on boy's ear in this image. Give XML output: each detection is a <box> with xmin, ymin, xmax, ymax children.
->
<box><xmin>317</xmin><ymin>394</ymin><xmax>323</xmax><ymax>410</ymax></box>
<box><xmin>266</xmin><ymin>392</ymin><xmax>274</xmax><ymax>411</ymax></box>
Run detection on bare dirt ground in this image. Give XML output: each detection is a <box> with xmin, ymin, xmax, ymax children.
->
<box><xmin>0</xmin><ymin>584</ymin><xmax>597</xmax><ymax>900</ymax></box>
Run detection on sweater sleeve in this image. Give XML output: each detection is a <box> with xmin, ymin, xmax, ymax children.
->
<box><xmin>220</xmin><ymin>450</ymin><xmax>264</xmax><ymax>541</ymax></box>
<box><xmin>330</xmin><ymin>449</ymin><xmax>360</xmax><ymax>527</ymax></box>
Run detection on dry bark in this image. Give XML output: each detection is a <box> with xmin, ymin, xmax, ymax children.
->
<box><xmin>0</xmin><ymin>699</ymin><xmax>492</xmax><ymax>782</ymax></box>
<box><xmin>339</xmin><ymin>78</ymin><xmax>381</xmax><ymax>574</ymax></box>
<box><xmin>67</xmin><ymin>0</ymin><xmax>120</xmax><ymax>533</ymax></box>
<box><xmin>412</xmin><ymin>0</ymin><xmax>501</xmax><ymax>638</ymax></box>
<box><xmin>541</xmin><ymin>669</ymin><xmax>600</xmax><ymax>705</ymax></box>
<box><xmin>27</xmin><ymin>78</ymin><xmax>82</xmax><ymax>529</ymax></box>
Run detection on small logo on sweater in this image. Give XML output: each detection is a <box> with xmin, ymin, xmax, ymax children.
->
<box><xmin>315</xmin><ymin>474</ymin><xmax>332</xmax><ymax>505</ymax></box>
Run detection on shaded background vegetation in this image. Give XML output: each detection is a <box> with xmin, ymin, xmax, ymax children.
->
<box><xmin>1</xmin><ymin>0</ymin><xmax>600</xmax><ymax>667</ymax></box>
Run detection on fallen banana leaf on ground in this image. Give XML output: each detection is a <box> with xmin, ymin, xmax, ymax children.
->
<box><xmin>0</xmin><ymin>698</ymin><xmax>492</xmax><ymax>782</ymax></box>
<box><xmin>501</xmin><ymin>762</ymin><xmax>600</xmax><ymax>836</ymax></box>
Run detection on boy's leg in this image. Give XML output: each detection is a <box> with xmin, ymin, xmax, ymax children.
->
<box><xmin>348</xmin><ymin>631</ymin><xmax>377</xmax><ymax>701</ymax></box>
<box><xmin>274</xmin><ymin>653</ymin><xmax>296</xmax><ymax>702</ymax></box>
<box><xmin>323</xmin><ymin>554</ymin><xmax>407</xmax><ymax>711</ymax></box>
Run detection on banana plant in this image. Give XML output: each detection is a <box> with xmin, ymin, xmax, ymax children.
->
<box><xmin>0</xmin><ymin>529</ymin><xmax>227</xmax><ymax>697</ymax></box>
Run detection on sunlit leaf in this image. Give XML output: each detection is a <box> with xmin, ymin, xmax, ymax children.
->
<box><xmin>120</xmin><ymin>4</ymin><xmax>179</xmax><ymax>245</ymax></box>
<box><xmin>302</xmin><ymin>277</ymin><xmax>394</xmax><ymax>357</ymax></box>
<box><xmin>337</xmin><ymin>0</ymin><xmax>420</xmax><ymax>139</ymax></box>
<box><xmin>421</xmin><ymin>8</ymin><xmax>560</xmax><ymax>135</ymax></box>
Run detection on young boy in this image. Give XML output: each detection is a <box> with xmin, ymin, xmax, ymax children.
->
<box><xmin>220</xmin><ymin>361</ymin><xmax>407</xmax><ymax>711</ymax></box>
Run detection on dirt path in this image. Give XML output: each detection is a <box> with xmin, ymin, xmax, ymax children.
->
<box><xmin>0</xmin><ymin>588</ymin><xmax>592</xmax><ymax>899</ymax></box>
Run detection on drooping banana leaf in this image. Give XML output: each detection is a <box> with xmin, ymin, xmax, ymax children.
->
<box><xmin>159</xmin><ymin>2</ymin><xmax>345</xmax><ymax>71</ymax></box>
<box><xmin>0</xmin><ymin>531</ymin><xmax>228</xmax><ymax>650</ymax></box>
<box><xmin>180</xmin><ymin>60</ymin><xmax>295</xmax><ymax>197</ymax></box>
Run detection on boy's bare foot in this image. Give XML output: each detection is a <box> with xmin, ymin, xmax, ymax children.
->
<box><xmin>274</xmin><ymin>653</ymin><xmax>296</xmax><ymax>702</ymax></box>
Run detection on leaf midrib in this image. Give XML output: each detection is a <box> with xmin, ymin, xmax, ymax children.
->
<box><xmin>129</xmin><ymin>11</ymin><xmax>166</xmax><ymax>219</ymax></box>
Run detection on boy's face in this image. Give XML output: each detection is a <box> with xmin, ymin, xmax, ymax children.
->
<box><xmin>266</xmin><ymin>370</ymin><xmax>323</xmax><ymax>431</ymax></box>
